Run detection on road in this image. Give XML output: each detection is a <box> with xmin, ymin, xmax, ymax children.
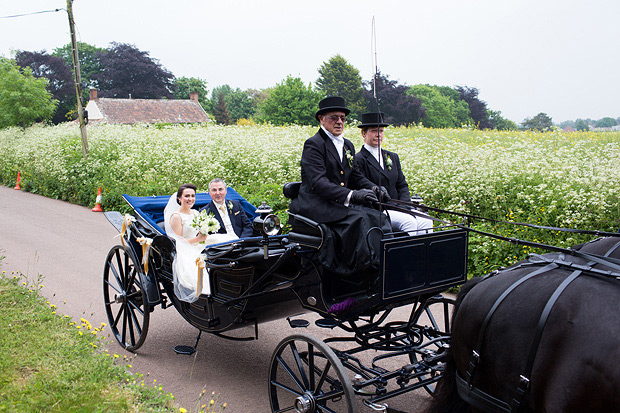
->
<box><xmin>0</xmin><ymin>185</ymin><xmax>434</xmax><ymax>412</ymax></box>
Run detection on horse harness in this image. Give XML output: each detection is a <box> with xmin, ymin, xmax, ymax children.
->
<box><xmin>455</xmin><ymin>240</ymin><xmax>620</xmax><ymax>413</ymax></box>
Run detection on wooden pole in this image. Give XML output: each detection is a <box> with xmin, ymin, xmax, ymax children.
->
<box><xmin>66</xmin><ymin>0</ymin><xmax>88</xmax><ymax>157</ymax></box>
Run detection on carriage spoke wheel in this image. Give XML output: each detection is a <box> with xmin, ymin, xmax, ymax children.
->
<box><xmin>409</xmin><ymin>295</ymin><xmax>455</xmax><ymax>395</ymax></box>
<box><xmin>268</xmin><ymin>333</ymin><xmax>357</xmax><ymax>413</ymax></box>
<box><xmin>103</xmin><ymin>245</ymin><xmax>150</xmax><ymax>351</ymax></box>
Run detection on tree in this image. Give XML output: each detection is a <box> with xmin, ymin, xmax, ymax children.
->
<box><xmin>409</xmin><ymin>84</ymin><xmax>472</xmax><ymax>128</ymax></box>
<box><xmin>226</xmin><ymin>89</ymin><xmax>255</xmax><ymax>123</ymax></box>
<box><xmin>52</xmin><ymin>41</ymin><xmax>106</xmax><ymax>90</ymax></box>
<box><xmin>93</xmin><ymin>42</ymin><xmax>174</xmax><ymax>99</ymax></box>
<box><xmin>208</xmin><ymin>85</ymin><xmax>255</xmax><ymax>123</ymax></box>
<box><xmin>364</xmin><ymin>72</ymin><xmax>424</xmax><ymax>126</ymax></box>
<box><xmin>595</xmin><ymin>117</ymin><xmax>618</xmax><ymax>128</ymax></box>
<box><xmin>488</xmin><ymin>110</ymin><xmax>517</xmax><ymax>130</ymax></box>
<box><xmin>0</xmin><ymin>58</ymin><xmax>57</xmax><ymax>128</ymax></box>
<box><xmin>575</xmin><ymin>119</ymin><xmax>590</xmax><ymax>131</ymax></box>
<box><xmin>260</xmin><ymin>76</ymin><xmax>321</xmax><ymax>126</ymax></box>
<box><xmin>435</xmin><ymin>86</ymin><xmax>472</xmax><ymax>126</ymax></box>
<box><xmin>316</xmin><ymin>55</ymin><xmax>365</xmax><ymax>121</ymax></box>
<box><xmin>521</xmin><ymin>112</ymin><xmax>553</xmax><ymax>132</ymax></box>
<box><xmin>173</xmin><ymin>76</ymin><xmax>208</xmax><ymax>106</ymax></box>
<box><xmin>212</xmin><ymin>92</ymin><xmax>231</xmax><ymax>125</ymax></box>
<box><xmin>455</xmin><ymin>86</ymin><xmax>492</xmax><ymax>129</ymax></box>
<box><xmin>15</xmin><ymin>50</ymin><xmax>75</xmax><ymax>124</ymax></box>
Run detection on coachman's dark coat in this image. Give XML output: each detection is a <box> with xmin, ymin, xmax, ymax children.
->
<box><xmin>289</xmin><ymin>128</ymin><xmax>390</xmax><ymax>275</ymax></box>
<box><xmin>289</xmin><ymin>128</ymin><xmax>375</xmax><ymax>223</ymax></box>
<box><xmin>355</xmin><ymin>147</ymin><xmax>410</xmax><ymax>201</ymax></box>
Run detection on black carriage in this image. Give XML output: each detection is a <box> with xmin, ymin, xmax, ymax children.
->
<box><xmin>103</xmin><ymin>183</ymin><xmax>468</xmax><ymax>412</ymax></box>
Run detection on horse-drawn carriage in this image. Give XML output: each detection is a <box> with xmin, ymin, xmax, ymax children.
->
<box><xmin>103</xmin><ymin>183</ymin><xmax>469</xmax><ymax>411</ymax></box>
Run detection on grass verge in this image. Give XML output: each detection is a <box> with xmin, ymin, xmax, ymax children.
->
<box><xmin>0</xmin><ymin>267</ymin><xmax>183</xmax><ymax>412</ymax></box>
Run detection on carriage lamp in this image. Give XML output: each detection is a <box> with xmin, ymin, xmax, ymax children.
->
<box><xmin>253</xmin><ymin>202</ymin><xmax>281</xmax><ymax>236</ymax></box>
<box><xmin>253</xmin><ymin>202</ymin><xmax>282</xmax><ymax>259</ymax></box>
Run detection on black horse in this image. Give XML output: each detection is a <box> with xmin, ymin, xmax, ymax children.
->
<box><xmin>428</xmin><ymin>237</ymin><xmax>620</xmax><ymax>412</ymax></box>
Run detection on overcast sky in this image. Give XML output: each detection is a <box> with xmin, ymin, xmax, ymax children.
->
<box><xmin>1</xmin><ymin>0</ymin><xmax>619</xmax><ymax>123</ymax></box>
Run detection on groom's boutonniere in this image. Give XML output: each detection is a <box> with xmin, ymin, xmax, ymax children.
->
<box><xmin>227</xmin><ymin>201</ymin><xmax>234</xmax><ymax>212</ymax></box>
<box><xmin>385</xmin><ymin>153</ymin><xmax>393</xmax><ymax>170</ymax></box>
<box><xmin>345</xmin><ymin>149</ymin><xmax>354</xmax><ymax>168</ymax></box>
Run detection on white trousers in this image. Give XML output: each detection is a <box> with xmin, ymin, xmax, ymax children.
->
<box><xmin>386</xmin><ymin>209</ymin><xmax>433</xmax><ymax>235</ymax></box>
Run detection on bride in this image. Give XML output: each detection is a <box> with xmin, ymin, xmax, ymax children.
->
<box><xmin>164</xmin><ymin>183</ymin><xmax>238</xmax><ymax>302</ymax></box>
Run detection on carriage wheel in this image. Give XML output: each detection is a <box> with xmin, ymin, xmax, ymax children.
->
<box><xmin>103</xmin><ymin>245</ymin><xmax>150</xmax><ymax>352</ymax></box>
<box><xmin>409</xmin><ymin>295</ymin><xmax>455</xmax><ymax>395</ymax></box>
<box><xmin>268</xmin><ymin>333</ymin><xmax>357</xmax><ymax>413</ymax></box>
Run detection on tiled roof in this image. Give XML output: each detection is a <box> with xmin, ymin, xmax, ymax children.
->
<box><xmin>90</xmin><ymin>98</ymin><xmax>210</xmax><ymax>124</ymax></box>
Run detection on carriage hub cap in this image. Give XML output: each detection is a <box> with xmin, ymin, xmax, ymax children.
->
<box><xmin>294</xmin><ymin>391</ymin><xmax>315</xmax><ymax>413</ymax></box>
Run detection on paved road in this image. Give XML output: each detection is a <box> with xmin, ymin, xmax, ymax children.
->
<box><xmin>0</xmin><ymin>186</ymin><xmax>434</xmax><ymax>412</ymax></box>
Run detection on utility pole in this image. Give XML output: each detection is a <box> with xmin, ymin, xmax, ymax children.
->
<box><xmin>66</xmin><ymin>0</ymin><xmax>88</xmax><ymax>157</ymax></box>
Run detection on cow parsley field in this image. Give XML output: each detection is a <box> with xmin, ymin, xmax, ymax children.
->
<box><xmin>1</xmin><ymin>123</ymin><xmax>619</xmax><ymax>275</ymax></box>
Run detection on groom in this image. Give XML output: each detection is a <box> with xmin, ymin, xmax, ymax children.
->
<box><xmin>200</xmin><ymin>178</ymin><xmax>253</xmax><ymax>238</ymax></box>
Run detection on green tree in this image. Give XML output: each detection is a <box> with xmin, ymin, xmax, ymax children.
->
<box><xmin>575</xmin><ymin>118</ymin><xmax>590</xmax><ymax>131</ymax></box>
<box><xmin>52</xmin><ymin>42</ymin><xmax>106</xmax><ymax>89</ymax></box>
<box><xmin>488</xmin><ymin>110</ymin><xmax>517</xmax><ymax>130</ymax></box>
<box><xmin>173</xmin><ymin>76</ymin><xmax>208</xmax><ymax>106</ymax></box>
<box><xmin>15</xmin><ymin>50</ymin><xmax>76</xmax><ymax>124</ymax></box>
<box><xmin>409</xmin><ymin>84</ymin><xmax>472</xmax><ymax>128</ymax></box>
<box><xmin>260</xmin><ymin>76</ymin><xmax>321</xmax><ymax>126</ymax></box>
<box><xmin>207</xmin><ymin>85</ymin><xmax>255</xmax><ymax>123</ymax></box>
<box><xmin>316</xmin><ymin>55</ymin><xmax>365</xmax><ymax>120</ymax></box>
<box><xmin>226</xmin><ymin>89</ymin><xmax>255</xmax><ymax>123</ymax></box>
<box><xmin>521</xmin><ymin>112</ymin><xmax>553</xmax><ymax>132</ymax></box>
<box><xmin>595</xmin><ymin>117</ymin><xmax>618</xmax><ymax>128</ymax></box>
<box><xmin>0</xmin><ymin>58</ymin><xmax>57</xmax><ymax>128</ymax></box>
<box><xmin>435</xmin><ymin>86</ymin><xmax>471</xmax><ymax>126</ymax></box>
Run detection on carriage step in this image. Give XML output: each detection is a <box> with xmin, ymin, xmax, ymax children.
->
<box><xmin>315</xmin><ymin>318</ymin><xmax>339</xmax><ymax>329</ymax></box>
<box><xmin>174</xmin><ymin>345</ymin><xmax>196</xmax><ymax>355</ymax></box>
<box><xmin>287</xmin><ymin>318</ymin><xmax>310</xmax><ymax>328</ymax></box>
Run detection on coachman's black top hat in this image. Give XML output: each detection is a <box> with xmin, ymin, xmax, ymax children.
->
<box><xmin>315</xmin><ymin>96</ymin><xmax>350</xmax><ymax>121</ymax></box>
<box><xmin>358</xmin><ymin>112</ymin><xmax>389</xmax><ymax>128</ymax></box>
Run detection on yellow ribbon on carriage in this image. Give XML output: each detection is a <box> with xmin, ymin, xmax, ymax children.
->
<box><xmin>118</xmin><ymin>214</ymin><xmax>137</xmax><ymax>249</ymax></box>
<box><xmin>136</xmin><ymin>237</ymin><xmax>153</xmax><ymax>274</ymax></box>
<box><xmin>195</xmin><ymin>253</ymin><xmax>207</xmax><ymax>295</ymax></box>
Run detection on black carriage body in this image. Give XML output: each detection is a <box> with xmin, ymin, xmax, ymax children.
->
<box><xmin>105</xmin><ymin>191</ymin><xmax>468</xmax><ymax>346</ymax></box>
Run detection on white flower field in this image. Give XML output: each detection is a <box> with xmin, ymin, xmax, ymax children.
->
<box><xmin>1</xmin><ymin>123</ymin><xmax>619</xmax><ymax>275</ymax></box>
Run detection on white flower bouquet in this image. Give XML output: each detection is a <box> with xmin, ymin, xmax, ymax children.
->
<box><xmin>191</xmin><ymin>210</ymin><xmax>220</xmax><ymax>237</ymax></box>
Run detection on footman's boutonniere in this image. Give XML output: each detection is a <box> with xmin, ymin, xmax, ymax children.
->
<box><xmin>345</xmin><ymin>149</ymin><xmax>354</xmax><ymax>167</ymax></box>
<box><xmin>227</xmin><ymin>201</ymin><xmax>234</xmax><ymax>212</ymax></box>
<box><xmin>384</xmin><ymin>153</ymin><xmax>393</xmax><ymax>170</ymax></box>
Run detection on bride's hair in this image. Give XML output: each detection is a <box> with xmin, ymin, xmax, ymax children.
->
<box><xmin>176</xmin><ymin>183</ymin><xmax>197</xmax><ymax>204</ymax></box>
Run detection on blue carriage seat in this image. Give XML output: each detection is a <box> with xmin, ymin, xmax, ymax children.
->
<box><xmin>123</xmin><ymin>188</ymin><xmax>259</xmax><ymax>236</ymax></box>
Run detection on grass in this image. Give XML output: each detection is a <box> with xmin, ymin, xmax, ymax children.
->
<box><xmin>0</xmin><ymin>264</ymin><xmax>226</xmax><ymax>412</ymax></box>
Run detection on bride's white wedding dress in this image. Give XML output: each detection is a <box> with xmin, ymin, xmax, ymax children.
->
<box><xmin>163</xmin><ymin>196</ymin><xmax>238</xmax><ymax>303</ymax></box>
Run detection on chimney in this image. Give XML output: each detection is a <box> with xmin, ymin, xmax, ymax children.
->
<box><xmin>190</xmin><ymin>91</ymin><xmax>199</xmax><ymax>102</ymax></box>
<box><xmin>89</xmin><ymin>88</ymin><xmax>98</xmax><ymax>100</ymax></box>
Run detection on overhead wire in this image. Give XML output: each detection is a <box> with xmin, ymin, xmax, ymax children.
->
<box><xmin>0</xmin><ymin>9</ymin><xmax>64</xmax><ymax>19</ymax></box>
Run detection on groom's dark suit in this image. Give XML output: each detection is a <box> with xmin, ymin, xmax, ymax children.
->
<box><xmin>355</xmin><ymin>147</ymin><xmax>410</xmax><ymax>201</ymax></box>
<box><xmin>200</xmin><ymin>200</ymin><xmax>253</xmax><ymax>238</ymax></box>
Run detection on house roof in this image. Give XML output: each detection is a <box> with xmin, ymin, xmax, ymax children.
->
<box><xmin>85</xmin><ymin>97</ymin><xmax>210</xmax><ymax>124</ymax></box>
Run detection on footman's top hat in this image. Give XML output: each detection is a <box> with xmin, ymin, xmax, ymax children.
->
<box><xmin>358</xmin><ymin>112</ymin><xmax>389</xmax><ymax>128</ymax></box>
<box><xmin>315</xmin><ymin>96</ymin><xmax>350</xmax><ymax>121</ymax></box>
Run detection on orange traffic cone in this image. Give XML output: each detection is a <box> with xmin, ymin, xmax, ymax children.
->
<box><xmin>14</xmin><ymin>172</ymin><xmax>21</xmax><ymax>190</ymax></box>
<box><xmin>92</xmin><ymin>187</ymin><xmax>103</xmax><ymax>212</ymax></box>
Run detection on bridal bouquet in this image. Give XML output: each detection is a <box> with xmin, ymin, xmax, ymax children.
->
<box><xmin>191</xmin><ymin>210</ymin><xmax>220</xmax><ymax>236</ymax></box>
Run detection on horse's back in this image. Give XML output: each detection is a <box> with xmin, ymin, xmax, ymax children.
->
<box><xmin>451</xmin><ymin>238</ymin><xmax>620</xmax><ymax>411</ymax></box>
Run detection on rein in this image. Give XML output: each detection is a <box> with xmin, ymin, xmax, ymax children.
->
<box><xmin>384</xmin><ymin>201</ymin><xmax>620</xmax><ymax>272</ymax></box>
